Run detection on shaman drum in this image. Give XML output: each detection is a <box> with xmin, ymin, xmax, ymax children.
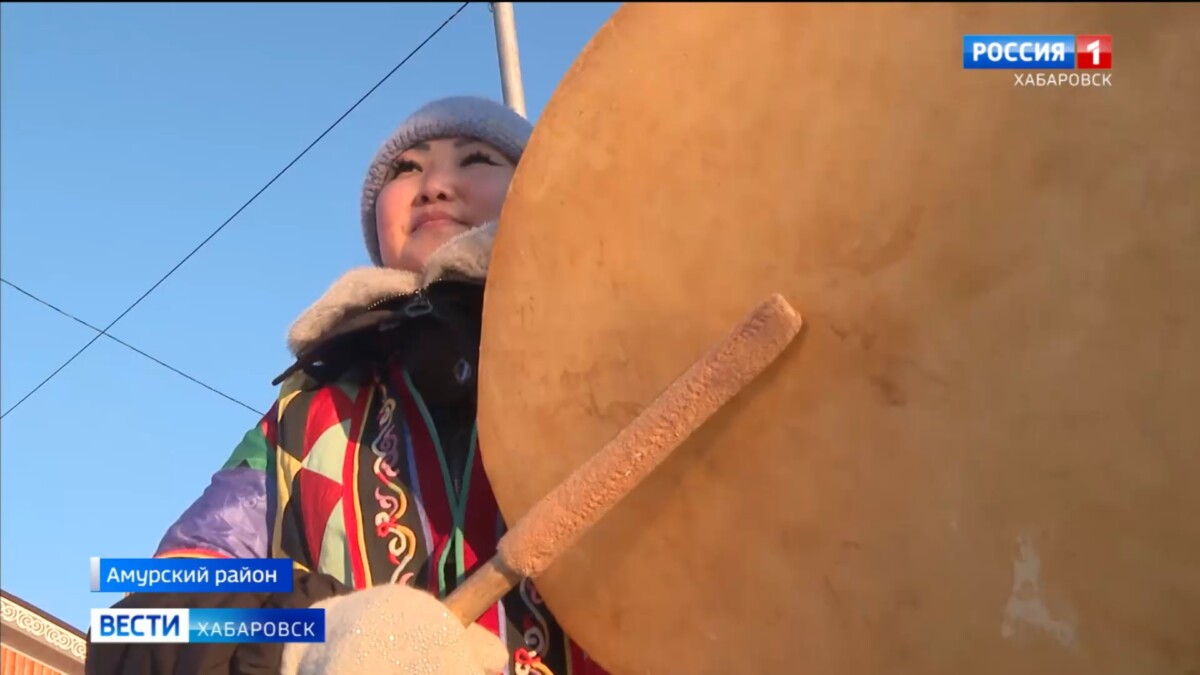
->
<box><xmin>477</xmin><ymin>3</ymin><xmax>1200</xmax><ymax>674</ymax></box>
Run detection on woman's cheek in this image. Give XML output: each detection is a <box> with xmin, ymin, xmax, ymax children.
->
<box><xmin>485</xmin><ymin>175</ymin><xmax>514</xmax><ymax>220</ymax></box>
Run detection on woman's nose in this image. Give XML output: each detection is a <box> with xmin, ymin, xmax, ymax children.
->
<box><xmin>415</xmin><ymin>167</ymin><xmax>459</xmax><ymax>204</ymax></box>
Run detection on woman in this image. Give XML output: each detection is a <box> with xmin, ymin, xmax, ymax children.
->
<box><xmin>86</xmin><ymin>96</ymin><xmax>608</xmax><ymax>675</ymax></box>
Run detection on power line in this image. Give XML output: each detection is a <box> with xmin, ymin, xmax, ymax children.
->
<box><xmin>1</xmin><ymin>278</ymin><xmax>264</xmax><ymax>416</ymax></box>
<box><xmin>0</xmin><ymin>2</ymin><xmax>471</xmax><ymax>420</ymax></box>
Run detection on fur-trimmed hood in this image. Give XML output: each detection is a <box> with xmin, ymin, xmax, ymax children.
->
<box><xmin>287</xmin><ymin>222</ymin><xmax>497</xmax><ymax>357</ymax></box>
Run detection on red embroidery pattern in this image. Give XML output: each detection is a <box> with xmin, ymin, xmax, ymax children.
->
<box><xmin>368</xmin><ymin>394</ymin><xmax>417</xmax><ymax>583</ymax></box>
<box><xmin>515</xmin><ymin>647</ymin><xmax>555</xmax><ymax>675</ymax></box>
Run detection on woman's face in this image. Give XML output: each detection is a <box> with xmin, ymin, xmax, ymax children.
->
<box><xmin>375</xmin><ymin>136</ymin><xmax>515</xmax><ymax>272</ymax></box>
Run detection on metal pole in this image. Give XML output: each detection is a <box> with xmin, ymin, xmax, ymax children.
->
<box><xmin>490</xmin><ymin>2</ymin><xmax>528</xmax><ymax>118</ymax></box>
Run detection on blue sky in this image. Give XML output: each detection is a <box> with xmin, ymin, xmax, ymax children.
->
<box><xmin>0</xmin><ymin>1</ymin><xmax>619</xmax><ymax>631</ymax></box>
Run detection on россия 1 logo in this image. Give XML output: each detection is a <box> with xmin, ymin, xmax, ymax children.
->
<box><xmin>962</xmin><ymin>34</ymin><xmax>1113</xmax><ymax>87</ymax></box>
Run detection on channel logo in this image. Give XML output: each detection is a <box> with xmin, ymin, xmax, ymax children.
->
<box><xmin>90</xmin><ymin>607</ymin><xmax>325</xmax><ymax>643</ymax></box>
<box><xmin>91</xmin><ymin>609</ymin><xmax>187</xmax><ymax>644</ymax></box>
<box><xmin>1075</xmin><ymin>35</ymin><xmax>1112</xmax><ymax>69</ymax></box>
<box><xmin>963</xmin><ymin>35</ymin><xmax>1112</xmax><ymax>70</ymax></box>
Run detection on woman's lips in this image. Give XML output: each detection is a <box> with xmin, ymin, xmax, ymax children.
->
<box><xmin>410</xmin><ymin>209</ymin><xmax>463</xmax><ymax>232</ymax></box>
<box><xmin>412</xmin><ymin>217</ymin><xmax>462</xmax><ymax>233</ymax></box>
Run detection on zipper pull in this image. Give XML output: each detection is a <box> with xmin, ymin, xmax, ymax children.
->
<box><xmin>404</xmin><ymin>290</ymin><xmax>433</xmax><ymax>318</ymax></box>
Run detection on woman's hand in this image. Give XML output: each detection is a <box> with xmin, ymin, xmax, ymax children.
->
<box><xmin>279</xmin><ymin>582</ymin><xmax>508</xmax><ymax>675</ymax></box>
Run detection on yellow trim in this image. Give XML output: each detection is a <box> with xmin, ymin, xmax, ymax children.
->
<box><xmin>154</xmin><ymin>551</ymin><xmax>225</xmax><ymax>560</ymax></box>
<box><xmin>564</xmin><ymin>635</ymin><xmax>575</xmax><ymax>675</ymax></box>
<box><xmin>350</xmin><ymin>383</ymin><xmax>377</xmax><ymax>588</ymax></box>
<box><xmin>270</xmin><ymin>389</ymin><xmax>302</xmax><ymax>559</ymax></box>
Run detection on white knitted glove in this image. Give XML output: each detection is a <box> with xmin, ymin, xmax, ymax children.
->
<box><xmin>279</xmin><ymin>583</ymin><xmax>509</xmax><ymax>675</ymax></box>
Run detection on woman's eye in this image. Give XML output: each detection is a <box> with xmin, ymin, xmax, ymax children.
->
<box><xmin>393</xmin><ymin>159</ymin><xmax>421</xmax><ymax>175</ymax></box>
<box><xmin>462</xmin><ymin>151</ymin><xmax>501</xmax><ymax>167</ymax></box>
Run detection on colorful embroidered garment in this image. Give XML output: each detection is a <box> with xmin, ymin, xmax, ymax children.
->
<box><xmin>158</xmin><ymin>356</ymin><xmax>605</xmax><ymax>674</ymax></box>
<box><xmin>154</xmin><ymin>223</ymin><xmax>608</xmax><ymax>674</ymax></box>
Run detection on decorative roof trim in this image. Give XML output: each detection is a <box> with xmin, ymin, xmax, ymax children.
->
<box><xmin>0</xmin><ymin>593</ymin><xmax>87</xmax><ymax>663</ymax></box>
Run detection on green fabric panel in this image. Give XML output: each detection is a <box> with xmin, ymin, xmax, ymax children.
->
<box><xmin>222</xmin><ymin>424</ymin><xmax>271</xmax><ymax>471</ymax></box>
<box><xmin>302</xmin><ymin>419</ymin><xmax>351</xmax><ymax>484</ymax></box>
<box><xmin>317</xmin><ymin>501</ymin><xmax>351</xmax><ymax>586</ymax></box>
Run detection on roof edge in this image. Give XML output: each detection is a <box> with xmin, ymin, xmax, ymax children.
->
<box><xmin>1</xmin><ymin>589</ymin><xmax>88</xmax><ymax>663</ymax></box>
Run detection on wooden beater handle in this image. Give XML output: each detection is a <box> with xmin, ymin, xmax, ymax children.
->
<box><xmin>444</xmin><ymin>293</ymin><xmax>803</xmax><ymax>625</ymax></box>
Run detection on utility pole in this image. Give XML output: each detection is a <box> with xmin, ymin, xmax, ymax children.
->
<box><xmin>490</xmin><ymin>2</ymin><xmax>528</xmax><ymax>118</ymax></box>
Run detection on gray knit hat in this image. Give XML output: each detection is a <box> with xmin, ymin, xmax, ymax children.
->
<box><xmin>360</xmin><ymin>95</ymin><xmax>533</xmax><ymax>266</ymax></box>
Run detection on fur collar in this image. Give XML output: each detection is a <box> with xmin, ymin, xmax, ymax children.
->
<box><xmin>287</xmin><ymin>221</ymin><xmax>497</xmax><ymax>357</ymax></box>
